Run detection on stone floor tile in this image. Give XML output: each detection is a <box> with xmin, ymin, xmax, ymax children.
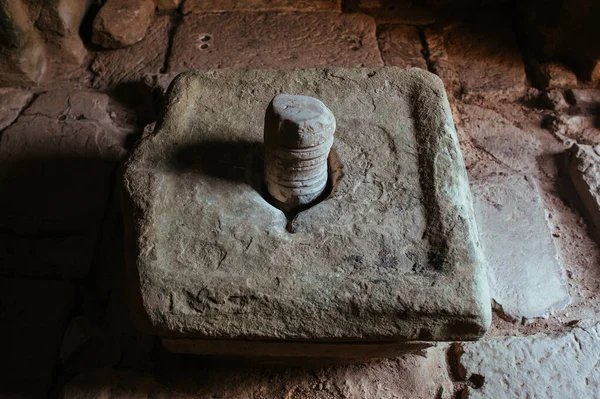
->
<box><xmin>168</xmin><ymin>13</ymin><xmax>383</xmax><ymax>73</ymax></box>
<box><xmin>378</xmin><ymin>25</ymin><xmax>427</xmax><ymax>69</ymax></box>
<box><xmin>460</xmin><ymin>324</ymin><xmax>600</xmax><ymax>398</ymax></box>
<box><xmin>91</xmin><ymin>15</ymin><xmax>170</xmax><ymax>90</ymax></box>
<box><xmin>60</xmin><ymin>346</ymin><xmax>454</xmax><ymax>398</ymax></box>
<box><xmin>0</xmin><ymin>88</ymin><xmax>33</xmax><ymax>131</ymax></box>
<box><xmin>0</xmin><ymin>89</ymin><xmax>129</xmax><ymax>278</ymax></box>
<box><xmin>567</xmin><ymin>143</ymin><xmax>600</xmax><ymax>243</ymax></box>
<box><xmin>425</xmin><ymin>14</ymin><xmax>526</xmax><ymax>98</ymax></box>
<box><xmin>0</xmin><ymin>279</ymin><xmax>74</xmax><ymax>399</ymax></box>
<box><xmin>344</xmin><ymin>0</ymin><xmax>434</xmax><ymax>25</ymax></box>
<box><xmin>471</xmin><ymin>173</ymin><xmax>571</xmax><ymax>321</ymax></box>
<box><xmin>183</xmin><ymin>0</ymin><xmax>341</xmax><ymax>13</ymax></box>
<box><xmin>460</xmin><ymin>103</ymin><xmax>540</xmax><ymax>174</ymax></box>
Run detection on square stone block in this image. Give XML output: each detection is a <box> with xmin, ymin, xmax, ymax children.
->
<box><xmin>123</xmin><ymin>67</ymin><xmax>490</xmax><ymax>358</ymax></box>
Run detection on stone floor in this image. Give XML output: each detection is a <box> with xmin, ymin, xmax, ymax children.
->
<box><xmin>1</xmin><ymin>2</ymin><xmax>600</xmax><ymax>398</ymax></box>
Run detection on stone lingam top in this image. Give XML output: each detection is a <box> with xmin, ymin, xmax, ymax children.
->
<box><xmin>264</xmin><ymin>94</ymin><xmax>335</xmax><ymax>212</ymax></box>
<box><xmin>122</xmin><ymin>67</ymin><xmax>491</xmax><ymax>359</ymax></box>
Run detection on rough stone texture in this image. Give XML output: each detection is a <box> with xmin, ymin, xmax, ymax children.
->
<box><xmin>0</xmin><ymin>88</ymin><xmax>32</xmax><ymax>131</ymax></box>
<box><xmin>36</xmin><ymin>0</ymin><xmax>91</xmax><ymax>64</ymax></box>
<box><xmin>60</xmin><ymin>346</ymin><xmax>454</xmax><ymax>398</ymax></box>
<box><xmin>154</xmin><ymin>0</ymin><xmax>181</xmax><ymax>9</ymax></box>
<box><xmin>426</xmin><ymin>14</ymin><xmax>526</xmax><ymax>98</ymax></box>
<box><xmin>460</xmin><ymin>104</ymin><xmax>540</xmax><ymax>174</ymax></box>
<box><xmin>378</xmin><ymin>25</ymin><xmax>427</xmax><ymax>70</ymax></box>
<box><xmin>539</xmin><ymin>89</ymin><xmax>569</xmax><ymax>111</ymax></box>
<box><xmin>91</xmin><ymin>15</ymin><xmax>170</xmax><ymax>90</ymax></box>
<box><xmin>168</xmin><ymin>13</ymin><xmax>383</xmax><ymax>73</ymax></box>
<box><xmin>460</xmin><ymin>324</ymin><xmax>600</xmax><ymax>398</ymax></box>
<box><xmin>567</xmin><ymin>144</ymin><xmax>600</xmax><ymax>243</ymax></box>
<box><xmin>0</xmin><ymin>0</ymin><xmax>48</xmax><ymax>86</ymax></box>
<box><xmin>183</xmin><ymin>0</ymin><xmax>341</xmax><ymax>13</ymax></box>
<box><xmin>531</xmin><ymin>62</ymin><xmax>578</xmax><ymax>90</ymax></box>
<box><xmin>549</xmin><ymin>114</ymin><xmax>600</xmax><ymax>146</ymax></box>
<box><xmin>92</xmin><ymin>0</ymin><xmax>156</xmax><ymax>49</ymax></box>
<box><xmin>0</xmin><ymin>90</ymin><xmax>129</xmax><ymax>277</ymax></box>
<box><xmin>123</xmin><ymin>67</ymin><xmax>490</xmax><ymax>355</ymax></box>
<box><xmin>0</xmin><ymin>279</ymin><xmax>74</xmax><ymax>399</ymax></box>
<box><xmin>565</xmin><ymin>88</ymin><xmax>600</xmax><ymax>113</ymax></box>
<box><xmin>471</xmin><ymin>173</ymin><xmax>571</xmax><ymax>321</ymax></box>
<box><xmin>344</xmin><ymin>0</ymin><xmax>434</xmax><ymax>25</ymax></box>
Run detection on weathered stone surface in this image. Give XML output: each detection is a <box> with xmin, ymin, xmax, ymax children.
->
<box><xmin>0</xmin><ymin>0</ymin><xmax>48</xmax><ymax>86</ymax></box>
<box><xmin>539</xmin><ymin>89</ymin><xmax>569</xmax><ymax>111</ymax></box>
<box><xmin>0</xmin><ymin>88</ymin><xmax>32</xmax><ymax>131</ymax></box>
<box><xmin>0</xmin><ymin>89</ymin><xmax>129</xmax><ymax>277</ymax></box>
<box><xmin>567</xmin><ymin>143</ymin><xmax>600</xmax><ymax>243</ymax></box>
<box><xmin>460</xmin><ymin>324</ymin><xmax>600</xmax><ymax>398</ymax></box>
<box><xmin>378</xmin><ymin>25</ymin><xmax>427</xmax><ymax>69</ymax></box>
<box><xmin>36</xmin><ymin>0</ymin><xmax>91</xmax><ymax>64</ymax></box>
<box><xmin>460</xmin><ymin>104</ymin><xmax>540</xmax><ymax>173</ymax></box>
<box><xmin>92</xmin><ymin>0</ymin><xmax>156</xmax><ymax>49</ymax></box>
<box><xmin>154</xmin><ymin>0</ymin><xmax>181</xmax><ymax>9</ymax></box>
<box><xmin>168</xmin><ymin>13</ymin><xmax>382</xmax><ymax>73</ymax></box>
<box><xmin>531</xmin><ymin>62</ymin><xmax>578</xmax><ymax>90</ymax></box>
<box><xmin>426</xmin><ymin>14</ymin><xmax>526</xmax><ymax>98</ymax></box>
<box><xmin>471</xmin><ymin>173</ymin><xmax>571</xmax><ymax>321</ymax></box>
<box><xmin>183</xmin><ymin>0</ymin><xmax>341</xmax><ymax>13</ymax></box>
<box><xmin>91</xmin><ymin>15</ymin><xmax>170</xmax><ymax>89</ymax></box>
<box><xmin>0</xmin><ymin>279</ymin><xmax>74</xmax><ymax>399</ymax></box>
<box><xmin>60</xmin><ymin>346</ymin><xmax>454</xmax><ymax>398</ymax></box>
<box><xmin>549</xmin><ymin>113</ymin><xmax>600</xmax><ymax>146</ymax></box>
<box><xmin>565</xmin><ymin>88</ymin><xmax>600</xmax><ymax>112</ymax></box>
<box><xmin>344</xmin><ymin>0</ymin><xmax>434</xmax><ymax>25</ymax></box>
<box><xmin>123</xmin><ymin>68</ymin><xmax>490</xmax><ymax>354</ymax></box>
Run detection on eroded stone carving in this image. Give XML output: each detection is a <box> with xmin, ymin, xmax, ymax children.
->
<box><xmin>263</xmin><ymin>94</ymin><xmax>335</xmax><ymax>211</ymax></box>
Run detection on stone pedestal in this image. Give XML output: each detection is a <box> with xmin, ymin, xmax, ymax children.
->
<box><xmin>123</xmin><ymin>67</ymin><xmax>490</xmax><ymax>359</ymax></box>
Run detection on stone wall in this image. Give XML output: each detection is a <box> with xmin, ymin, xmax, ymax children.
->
<box><xmin>0</xmin><ymin>0</ymin><xmax>600</xmax><ymax>398</ymax></box>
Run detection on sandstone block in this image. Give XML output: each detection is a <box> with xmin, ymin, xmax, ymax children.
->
<box><xmin>92</xmin><ymin>0</ymin><xmax>156</xmax><ymax>49</ymax></box>
<box><xmin>460</xmin><ymin>104</ymin><xmax>540</xmax><ymax>173</ymax></box>
<box><xmin>344</xmin><ymin>0</ymin><xmax>434</xmax><ymax>25</ymax></box>
<box><xmin>168</xmin><ymin>13</ymin><xmax>382</xmax><ymax>73</ymax></box>
<box><xmin>91</xmin><ymin>15</ymin><xmax>170</xmax><ymax>90</ymax></box>
<box><xmin>0</xmin><ymin>279</ymin><xmax>74</xmax><ymax>398</ymax></box>
<box><xmin>60</xmin><ymin>346</ymin><xmax>454</xmax><ymax>398</ymax></box>
<box><xmin>471</xmin><ymin>173</ymin><xmax>571</xmax><ymax>321</ymax></box>
<box><xmin>378</xmin><ymin>25</ymin><xmax>427</xmax><ymax>70</ymax></box>
<box><xmin>123</xmin><ymin>68</ymin><xmax>490</xmax><ymax>356</ymax></box>
<box><xmin>0</xmin><ymin>88</ymin><xmax>32</xmax><ymax>131</ymax></box>
<box><xmin>531</xmin><ymin>61</ymin><xmax>578</xmax><ymax>90</ymax></box>
<box><xmin>0</xmin><ymin>90</ymin><xmax>129</xmax><ymax>278</ymax></box>
<box><xmin>460</xmin><ymin>324</ymin><xmax>600</xmax><ymax>398</ymax></box>
<box><xmin>426</xmin><ymin>14</ymin><xmax>526</xmax><ymax>98</ymax></box>
<box><xmin>567</xmin><ymin>143</ymin><xmax>600</xmax><ymax>243</ymax></box>
<box><xmin>183</xmin><ymin>0</ymin><xmax>341</xmax><ymax>13</ymax></box>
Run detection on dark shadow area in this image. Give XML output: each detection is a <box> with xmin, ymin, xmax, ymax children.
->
<box><xmin>170</xmin><ymin>139</ymin><xmax>266</xmax><ymax>197</ymax></box>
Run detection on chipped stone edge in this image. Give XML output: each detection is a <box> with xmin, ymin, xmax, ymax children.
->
<box><xmin>122</xmin><ymin>67</ymin><xmax>491</xmax><ymax>344</ymax></box>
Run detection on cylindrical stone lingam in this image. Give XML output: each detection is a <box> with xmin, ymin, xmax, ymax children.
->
<box><xmin>264</xmin><ymin>94</ymin><xmax>336</xmax><ymax>212</ymax></box>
